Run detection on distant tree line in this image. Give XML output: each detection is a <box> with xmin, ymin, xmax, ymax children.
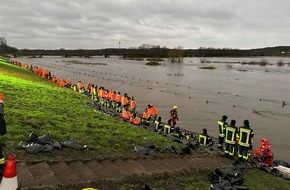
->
<box><xmin>1</xmin><ymin>38</ymin><xmax>290</xmax><ymax>58</ymax></box>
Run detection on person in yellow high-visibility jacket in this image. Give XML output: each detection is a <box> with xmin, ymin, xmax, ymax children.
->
<box><xmin>217</xmin><ymin>115</ymin><xmax>228</xmax><ymax>149</ymax></box>
<box><xmin>237</xmin><ymin>120</ymin><xmax>254</xmax><ymax>161</ymax></box>
<box><xmin>224</xmin><ymin>120</ymin><xmax>238</xmax><ymax>157</ymax></box>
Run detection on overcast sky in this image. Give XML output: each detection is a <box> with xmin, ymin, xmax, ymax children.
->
<box><xmin>1</xmin><ymin>0</ymin><xmax>290</xmax><ymax>50</ymax></box>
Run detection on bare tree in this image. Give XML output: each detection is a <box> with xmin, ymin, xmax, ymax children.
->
<box><xmin>168</xmin><ymin>46</ymin><xmax>183</xmax><ymax>63</ymax></box>
<box><xmin>0</xmin><ymin>37</ymin><xmax>7</xmax><ymax>46</ymax></box>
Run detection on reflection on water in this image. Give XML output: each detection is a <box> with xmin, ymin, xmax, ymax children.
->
<box><xmin>18</xmin><ymin>56</ymin><xmax>290</xmax><ymax>162</ymax></box>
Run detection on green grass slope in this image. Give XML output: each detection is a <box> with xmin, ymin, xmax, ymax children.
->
<box><xmin>0</xmin><ymin>57</ymin><xmax>179</xmax><ymax>158</ymax></box>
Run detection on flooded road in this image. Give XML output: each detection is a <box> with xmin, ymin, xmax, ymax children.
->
<box><xmin>18</xmin><ymin>56</ymin><xmax>290</xmax><ymax>162</ymax></box>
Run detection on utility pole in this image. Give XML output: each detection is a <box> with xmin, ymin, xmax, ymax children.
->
<box><xmin>119</xmin><ymin>41</ymin><xmax>121</xmax><ymax>49</ymax></box>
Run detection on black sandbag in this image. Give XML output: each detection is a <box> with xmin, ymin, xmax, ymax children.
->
<box><xmin>37</xmin><ymin>132</ymin><xmax>53</xmax><ymax>145</ymax></box>
<box><xmin>60</xmin><ymin>137</ymin><xmax>87</xmax><ymax>150</ymax></box>
<box><xmin>143</xmin><ymin>140</ymin><xmax>156</xmax><ymax>149</ymax></box>
<box><xmin>40</xmin><ymin>144</ymin><xmax>54</xmax><ymax>152</ymax></box>
<box><xmin>165</xmin><ymin>145</ymin><xmax>177</xmax><ymax>154</ymax></box>
<box><xmin>52</xmin><ymin>139</ymin><xmax>62</xmax><ymax>150</ymax></box>
<box><xmin>134</xmin><ymin>144</ymin><xmax>148</xmax><ymax>155</ymax></box>
<box><xmin>208</xmin><ymin>172</ymin><xmax>222</xmax><ymax>184</ymax></box>
<box><xmin>22</xmin><ymin>142</ymin><xmax>47</xmax><ymax>153</ymax></box>
<box><xmin>181</xmin><ymin>146</ymin><xmax>191</xmax><ymax>154</ymax></box>
<box><xmin>26</xmin><ymin>131</ymin><xmax>39</xmax><ymax>142</ymax></box>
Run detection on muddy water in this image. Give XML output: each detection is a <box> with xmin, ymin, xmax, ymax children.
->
<box><xmin>18</xmin><ymin>56</ymin><xmax>290</xmax><ymax>162</ymax></box>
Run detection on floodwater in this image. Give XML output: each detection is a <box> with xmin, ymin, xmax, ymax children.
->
<box><xmin>17</xmin><ymin>56</ymin><xmax>290</xmax><ymax>162</ymax></box>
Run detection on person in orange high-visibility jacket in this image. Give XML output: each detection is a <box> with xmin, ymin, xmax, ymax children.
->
<box><xmin>37</xmin><ymin>67</ymin><xmax>43</xmax><ymax>76</ymax></box>
<box><xmin>77</xmin><ymin>81</ymin><xmax>83</xmax><ymax>91</ymax></box>
<box><xmin>147</xmin><ymin>104</ymin><xmax>158</xmax><ymax>119</ymax></box>
<box><xmin>67</xmin><ymin>78</ymin><xmax>73</xmax><ymax>87</ymax></box>
<box><xmin>142</xmin><ymin>108</ymin><xmax>150</xmax><ymax>124</ymax></box>
<box><xmin>59</xmin><ymin>80</ymin><xmax>67</xmax><ymax>87</ymax></box>
<box><xmin>41</xmin><ymin>70</ymin><xmax>50</xmax><ymax>79</ymax></box>
<box><xmin>130</xmin><ymin>113</ymin><xmax>141</xmax><ymax>125</ymax></box>
<box><xmin>121</xmin><ymin>108</ymin><xmax>132</xmax><ymax>121</ymax></box>
<box><xmin>121</xmin><ymin>93</ymin><xmax>129</xmax><ymax>108</ymax></box>
<box><xmin>86</xmin><ymin>83</ymin><xmax>92</xmax><ymax>93</ymax></box>
<box><xmin>90</xmin><ymin>84</ymin><xmax>96</xmax><ymax>100</ymax></box>
<box><xmin>107</xmin><ymin>90</ymin><xmax>114</xmax><ymax>108</ymax></box>
<box><xmin>130</xmin><ymin>97</ymin><xmax>137</xmax><ymax>114</ymax></box>
<box><xmin>51</xmin><ymin>75</ymin><xmax>57</xmax><ymax>83</ymax></box>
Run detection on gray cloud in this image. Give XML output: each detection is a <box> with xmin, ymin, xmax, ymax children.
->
<box><xmin>1</xmin><ymin>0</ymin><xmax>289</xmax><ymax>49</ymax></box>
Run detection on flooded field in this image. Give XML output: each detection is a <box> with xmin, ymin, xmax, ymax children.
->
<box><xmin>18</xmin><ymin>56</ymin><xmax>290</xmax><ymax>162</ymax></box>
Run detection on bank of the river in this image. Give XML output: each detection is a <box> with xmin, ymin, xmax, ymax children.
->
<box><xmin>1</xmin><ymin>56</ymin><xmax>290</xmax><ymax>190</ymax></box>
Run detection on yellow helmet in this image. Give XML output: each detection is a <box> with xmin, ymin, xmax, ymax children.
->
<box><xmin>173</xmin><ymin>106</ymin><xmax>178</xmax><ymax>109</ymax></box>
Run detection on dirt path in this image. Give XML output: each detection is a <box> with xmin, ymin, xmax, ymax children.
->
<box><xmin>16</xmin><ymin>154</ymin><xmax>233</xmax><ymax>190</ymax></box>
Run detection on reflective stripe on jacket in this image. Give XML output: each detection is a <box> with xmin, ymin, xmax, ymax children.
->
<box><xmin>225</xmin><ymin>125</ymin><xmax>237</xmax><ymax>144</ymax></box>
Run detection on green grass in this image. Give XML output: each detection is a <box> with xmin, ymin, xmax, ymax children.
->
<box><xmin>0</xmin><ymin>57</ymin><xmax>181</xmax><ymax>157</ymax></box>
<box><xmin>118</xmin><ymin>168</ymin><xmax>290</xmax><ymax>190</ymax></box>
<box><xmin>244</xmin><ymin>168</ymin><xmax>290</xmax><ymax>190</ymax></box>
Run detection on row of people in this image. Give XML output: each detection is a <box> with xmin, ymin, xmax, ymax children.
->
<box><xmin>216</xmin><ymin>115</ymin><xmax>274</xmax><ymax>164</ymax></box>
<box><xmin>217</xmin><ymin>115</ymin><xmax>254</xmax><ymax>161</ymax></box>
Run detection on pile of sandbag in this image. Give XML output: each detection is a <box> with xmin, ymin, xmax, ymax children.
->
<box><xmin>208</xmin><ymin>160</ymin><xmax>252</xmax><ymax>190</ymax></box>
<box><xmin>19</xmin><ymin>131</ymin><xmax>87</xmax><ymax>153</ymax></box>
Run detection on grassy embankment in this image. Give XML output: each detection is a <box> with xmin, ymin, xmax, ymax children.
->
<box><xmin>0</xmin><ymin>57</ymin><xmax>181</xmax><ymax>158</ymax></box>
<box><xmin>1</xmin><ymin>57</ymin><xmax>290</xmax><ymax>189</ymax></box>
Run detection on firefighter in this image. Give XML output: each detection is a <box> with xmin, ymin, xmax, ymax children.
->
<box><xmin>198</xmin><ymin>128</ymin><xmax>213</xmax><ymax>146</ymax></box>
<box><xmin>237</xmin><ymin>120</ymin><xmax>254</xmax><ymax>161</ymax></box>
<box><xmin>224</xmin><ymin>119</ymin><xmax>238</xmax><ymax>157</ymax></box>
<box><xmin>217</xmin><ymin>115</ymin><xmax>228</xmax><ymax>149</ymax></box>
<box><xmin>169</xmin><ymin>106</ymin><xmax>178</xmax><ymax>127</ymax></box>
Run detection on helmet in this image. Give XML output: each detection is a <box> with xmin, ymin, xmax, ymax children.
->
<box><xmin>173</xmin><ymin>106</ymin><xmax>178</xmax><ymax>109</ymax></box>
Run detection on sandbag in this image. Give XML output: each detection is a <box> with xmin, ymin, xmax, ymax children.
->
<box><xmin>60</xmin><ymin>137</ymin><xmax>87</xmax><ymax>150</ymax></box>
<box><xmin>21</xmin><ymin>142</ymin><xmax>47</xmax><ymax>153</ymax></box>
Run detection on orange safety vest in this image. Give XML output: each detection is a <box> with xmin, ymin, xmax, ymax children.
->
<box><xmin>121</xmin><ymin>96</ymin><xmax>129</xmax><ymax>106</ymax></box>
<box><xmin>130</xmin><ymin>100</ymin><xmax>137</xmax><ymax>109</ymax></box>
<box><xmin>115</xmin><ymin>94</ymin><xmax>121</xmax><ymax>102</ymax></box>
<box><xmin>132</xmin><ymin>116</ymin><xmax>141</xmax><ymax>125</ymax></box>
<box><xmin>122</xmin><ymin>110</ymin><xmax>131</xmax><ymax>120</ymax></box>
<box><xmin>142</xmin><ymin>111</ymin><xmax>150</xmax><ymax>119</ymax></box>
<box><xmin>103</xmin><ymin>91</ymin><xmax>108</xmax><ymax>99</ymax></box>
<box><xmin>52</xmin><ymin>76</ymin><xmax>57</xmax><ymax>83</ymax></box>
<box><xmin>148</xmin><ymin>106</ymin><xmax>158</xmax><ymax>117</ymax></box>
<box><xmin>111</xmin><ymin>93</ymin><xmax>116</xmax><ymax>101</ymax></box>
<box><xmin>60</xmin><ymin>80</ymin><xmax>66</xmax><ymax>87</ymax></box>
<box><xmin>67</xmin><ymin>78</ymin><xmax>73</xmax><ymax>86</ymax></box>
<box><xmin>77</xmin><ymin>82</ymin><xmax>83</xmax><ymax>89</ymax></box>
